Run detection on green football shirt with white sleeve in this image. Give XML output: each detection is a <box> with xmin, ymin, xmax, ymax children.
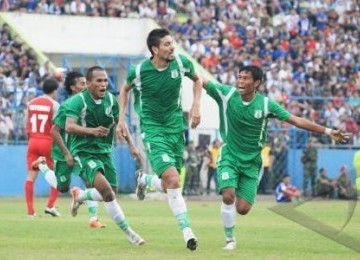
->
<box><xmin>65</xmin><ymin>88</ymin><xmax>119</xmax><ymax>155</ymax></box>
<box><xmin>52</xmin><ymin>99</ymin><xmax>71</xmax><ymax>161</ymax></box>
<box><xmin>126</xmin><ymin>54</ymin><xmax>196</xmax><ymax>134</ymax></box>
<box><xmin>206</xmin><ymin>80</ymin><xmax>291</xmax><ymax>166</ymax></box>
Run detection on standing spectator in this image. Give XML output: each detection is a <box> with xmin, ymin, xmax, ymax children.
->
<box><xmin>301</xmin><ymin>137</ymin><xmax>318</xmax><ymax>197</ymax></box>
<box><xmin>25</xmin><ymin>78</ymin><xmax>60</xmax><ymax>217</ymax></box>
<box><xmin>206</xmin><ymin>139</ymin><xmax>221</xmax><ymax>194</ymax></box>
<box><xmin>117</xmin><ymin>29</ymin><xmax>201</xmax><ymax>251</ymax></box>
<box><xmin>275</xmin><ymin>174</ymin><xmax>301</xmax><ymax>202</ymax></box>
<box><xmin>258</xmin><ymin>141</ymin><xmax>272</xmax><ymax>194</ymax></box>
<box><xmin>316</xmin><ymin>168</ymin><xmax>337</xmax><ymax>198</ymax></box>
<box><xmin>183</xmin><ymin>141</ymin><xmax>201</xmax><ymax>195</ymax></box>
<box><xmin>0</xmin><ymin>109</ymin><xmax>13</xmax><ymax>144</ymax></box>
<box><xmin>353</xmin><ymin>150</ymin><xmax>360</xmax><ymax>193</ymax></box>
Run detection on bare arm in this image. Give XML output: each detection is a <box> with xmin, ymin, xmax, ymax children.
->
<box><xmin>65</xmin><ymin>117</ymin><xmax>109</xmax><ymax>137</ymax></box>
<box><xmin>286</xmin><ymin>115</ymin><xmax>351</xmax><ymax>143</ymax></box>
<box><xmin>116</xmin><ymin>84</ymin><xmax>132</xmax><ymax>139</ymax></box>
<box><xmin>189</xmin><ymin>74</ymin><xmax>202</xmax><ymax>128</ymax></box>
<box><xmin>115</xmin><ymin>116</ymin><xmax>141</xmax><ymax>164</ymax></box>
<box><xmin>51</xmin><ymin>124</ymin><xmax>73</xmax><ymax>166</ymax></box>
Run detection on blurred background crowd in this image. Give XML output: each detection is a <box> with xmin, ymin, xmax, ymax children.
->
<box><xmin>0</xmin><ymin>0</ymin><xmax>359</xmax><ymax>146</ymax></box>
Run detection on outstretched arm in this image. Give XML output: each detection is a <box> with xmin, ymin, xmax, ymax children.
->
<box><xmin>286</xmin><ymin>115</ymin><xmax>351</xmax><ymax>143</ymax></box>
<box><xmin>189</xmin><ymin>74</ymin><xmax>202</xmax><ymax>129</ymax></box>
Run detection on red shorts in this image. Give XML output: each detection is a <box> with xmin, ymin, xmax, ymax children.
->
<box><xmin>27</xmin><ymin>138</ymin><xmax>53</xmax><ymax>170</ymax></box>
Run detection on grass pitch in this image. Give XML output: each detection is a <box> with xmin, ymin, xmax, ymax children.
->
<box><xmin>0</xmin><ymin>195</ymin><xmax>359</xmax><ymax>260</ymax></box>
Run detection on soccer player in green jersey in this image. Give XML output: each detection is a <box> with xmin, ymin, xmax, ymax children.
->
<box><xmin>117</xmin><ymin>28</ymin><xmax>202</xmax><ymax>251</ymax></box>
<box><xmin>65</xmin><ymin>66</ymin><xmax>145</xmax><ymax>245</ymax></box>
<box><xmin>33</xmin><ymin>71</ymin><xmax>106</xmax><ymax>228</ymax></box>
<box><xmin>203</xmin><ymin>65</ymin><xmax>351</xmax><ymax>250</ymax></box>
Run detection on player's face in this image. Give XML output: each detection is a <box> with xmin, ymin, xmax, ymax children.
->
<box><xmin>71</xmin><ymin>77</ymin><xmax>87</xmax><ymax>95</ymax></box>
<box><xmin>236</xmin><ymin>70</ymin><xmax>258</xmax><ymax>99</ymax></box>
<box><xmin>87</xmin><ymin>70</ymin><xmax>108</xmax><ymax>99</ymax></box>
<box><xmin>154</xmin><ymin>35</ymin><xmax>175</xmax><ymax>62</ymax></box>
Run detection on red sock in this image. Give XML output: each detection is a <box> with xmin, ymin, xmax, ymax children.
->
<box><xmin>47</xmin><ymin>187</ymin><xmax>59</xmax><ymax>208</ymax></box>
<box><xmin>25</xmin><ymin>180</ymin><xmax>34</xmax><ymax>215</ymax></box>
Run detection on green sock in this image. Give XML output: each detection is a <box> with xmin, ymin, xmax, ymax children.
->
<box><xmin>224</xmin><ymin>226</ymin><xmax>235</xmax><ymax>239</ymax></box>
<box><xmin>88</xmin><ymin>207</ymin><xmax>97</xmax><ymax>218</ymax></box>
<box><xmin>176</xmin><ymin>212</ymin><xmax>190</xmax><ymax>230</ymax></box>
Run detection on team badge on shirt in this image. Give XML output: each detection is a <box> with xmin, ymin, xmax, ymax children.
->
<box><xmin>171</xmin><ymin>69</ymin><xmax>179</xmax><ymax>79</ymax></box>
<box><xmin>254</xmin><ymin>110</ymin><xmax>262</xmax><ymax>119</ymax></box>
<box><xmin>105</xmin><ymin>106</ymin><xmax>112</xmax><ymax>116</ymax></box>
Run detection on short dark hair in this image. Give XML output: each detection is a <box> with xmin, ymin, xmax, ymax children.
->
<box><xmin>64</xmin><ymin>71</ymin><xmax>84</xmax><ymax>95</ymax></box>
<box><xmin>239</xmin><ymin>65</ymin><xmax>264</xmax><ymax>83</ymax></box>
<box><xmin>146</xmin><ymin>28</ymin><xmax>171</xmax><ymax>55</ymax></box>
<box><xmin>282</xmin><ymin>174</ymin><xmax>290</xmax><ymax>179</ymax></box>
<box><xmin>42</xmin><ymin>78</ymin><xmax>59</xmax><ymax>94</ymax></box>
<box><xmin>86</xmin><ymin>66</ymin><xmax>105</xmax><ymax>81</ymax></box>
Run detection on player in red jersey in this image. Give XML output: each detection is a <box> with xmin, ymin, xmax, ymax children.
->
<box><xmin>25</xmin><ymin>78</ymin><xmax>60</xmax><ymax>217</ymax></box>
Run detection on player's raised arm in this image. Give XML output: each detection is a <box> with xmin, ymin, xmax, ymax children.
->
<box><xmin>286</xmin><ymin>115</ymin><xmax>352</xmax><ymax>143</ymax></box>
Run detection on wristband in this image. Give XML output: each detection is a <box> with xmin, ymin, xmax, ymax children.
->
<box><xmin>324</xmin><ymin>128</ymin><xmax>332</xmax><ymax>135</ymax></box>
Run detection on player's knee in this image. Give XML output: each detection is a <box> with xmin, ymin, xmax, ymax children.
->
<box><xmin>102</xmin><ymin>189</ymin><xmax>115</xmax><ymax>202</ymax></box>
<box><xmin>162</xmin><ymin>172</ymin><xmax>180</xmax><ymax>189</ymax></box>
<box><xmin>236</xmin><ymin>204</ymin><xmax>251</xmax><ymax>215</ymax></box>
<box><xmin>222</xmin><ymin>191</ymin><xmax>235</xmax><ymax>205</ymax></box>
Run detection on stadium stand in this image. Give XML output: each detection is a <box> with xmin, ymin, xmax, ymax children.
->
<box><xmin>0</xmin><ymin>0</ymin><xmax>359</xmax><ymax>147</ymax></box>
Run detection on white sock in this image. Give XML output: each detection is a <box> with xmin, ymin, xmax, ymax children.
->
<box><xmin>104</xmin><ymin>199</ymin><xmax>129</xmax><ymax>231</ymax></box>
<box><xmin>77</xmin><ymin>188</ymin><xmax>103</xmax><ymax>202</ymax></box>
<box><xmin>167</xmin><ymin>188</ymin><xmax>190</xmax><ymax>230</ymax></box>
<box><xmin>152</xmin><ymin>176</ymin><xmax>163</xmax><ymax>192</ymax></box>
<box><xmin>39</xmin><ymin>164</ymin><xmax>57</xmax><ymax>189</ymax></box>
<box><xmin>221</xmin><ymin>202</ymin><xmax>236</xmax><ymax>240</ymax></box>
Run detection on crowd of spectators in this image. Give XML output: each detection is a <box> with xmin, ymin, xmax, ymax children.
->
<box><xmin>0</xmin><ymin>0</ymin><xmax>359</xmax><ymax>146</ymax></box>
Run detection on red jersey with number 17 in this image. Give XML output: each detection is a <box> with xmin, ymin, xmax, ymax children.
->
<box><xmin>26</xmin><ymin>96</ymin><xmax>59</xmax><ymax>139</ymax></box>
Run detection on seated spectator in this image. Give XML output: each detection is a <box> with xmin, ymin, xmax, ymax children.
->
<box><xmin>316</xmin><ymin>168</ymin><xmax>337</xmax><ymax>198</ymax></box>
<box><xmin>337</xmin><ymin>165</ymin><xmax>357</xmax><ymax>200</ymax></box>
<box><xmin>275</xmin><ymin>174</ymin><xmax>301</xmax><ymax>202</ymax></box>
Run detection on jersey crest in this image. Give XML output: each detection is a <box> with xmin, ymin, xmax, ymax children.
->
<box><xmin>254</xmin><ymin>110</ymin><xmax>262</xmax><ymax>119</ymax></box>
<box><xmin>105</xmin><ymin>106</ymin><xmax>112</xmax><ymax>116</ymax></box>
<box><xmin>171</xmin><ymin>69</ymin><xmax>179</xmax><ymax>79</ymax></box>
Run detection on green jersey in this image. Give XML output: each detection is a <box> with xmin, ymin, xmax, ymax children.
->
<box><xmin>206</xmin><ymin>81</ymin><xmax>291</xmax><ymax>163</ymax></box>
<box><xmin>126</xmin><ymin>54</ymin><xmax>196</xmax><ymax>134</ymax></box>
<box><xmin>51</xmin><ymin>100</ymin><xmax>71</xmax><ymax>161</ymax></box>
<box><xmin>65</xmin><ymin>89</ymin><xmax>119</xmax><ymax>155</ymax></box>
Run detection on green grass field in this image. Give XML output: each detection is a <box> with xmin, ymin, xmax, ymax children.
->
<box><xmin>0</xmin><ymin>195</ymin><xmax>359</xmax><ymax>260</ymax></box>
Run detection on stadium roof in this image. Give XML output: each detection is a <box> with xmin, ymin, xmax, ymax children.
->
<box><xmin>1</xmin><ymin>12</ymin><xmax>152</xmax><ymax>56</ymax></box>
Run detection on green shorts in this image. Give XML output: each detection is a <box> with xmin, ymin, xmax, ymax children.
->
<box><xmin>74</xmin><ymin>152</ymin><xmax>117</xmax><ymax>188</ymax></box>
<box><xmin>142</xmin><ymin>132</ymin><xmax>184</xmax><ymax>177</ymax></box>
<box><xmin>54</xmin><ymin>160</ymin><xmax>74</xmax><ymax>191</ymax></box>
<box><xmin>217</xmin><ymin>145</ymin><xmax>262</xmax><ymax>204</ymax></box>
